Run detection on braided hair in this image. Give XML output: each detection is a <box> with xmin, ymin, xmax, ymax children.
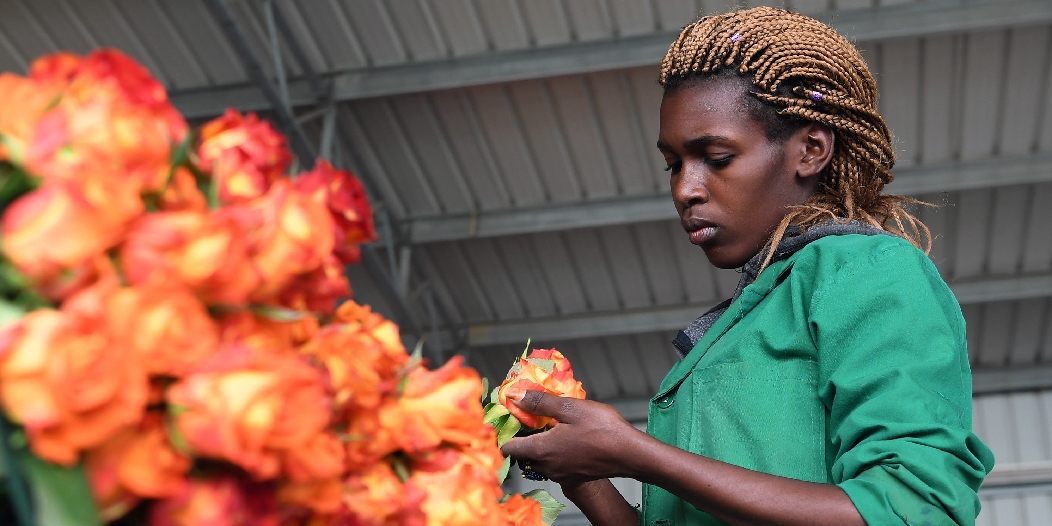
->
<box><xmin>661</xmin><ymin>7</ymin><xmax>931</xmax><ymax>270</ymax></box>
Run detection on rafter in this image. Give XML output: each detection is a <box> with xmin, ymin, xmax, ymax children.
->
<box><xmin>400</xmin><ymin>153</ymin><xmax>1052</xmax><ymax>244</ymax></box>
<box><xmin>606</xmin><ymin>362</ymin><xmax>1052</xmax><ymax>423</ymax></box>
<box><xmin>466</xmin><ymin>272</ymin><xmax>1052</xmax><ymax>347</ymax></box>
<box><xmin>170</xmin><ymin>0</ymin><xmax>1052</xmax><ymax>119</ymax></box>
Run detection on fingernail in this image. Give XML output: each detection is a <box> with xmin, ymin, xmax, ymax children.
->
<box><xmin>505</xmin><ymin>386</ymin><xmax>526</xmax><ymax>401</ymax></box>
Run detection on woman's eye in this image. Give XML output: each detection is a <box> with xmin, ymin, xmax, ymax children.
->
<box><xmin>663</xmin><ymin>162</ymin><xmax>682</xmax><ymax>172</ymax></box>
<box><xmin>707</xmin><ymin>156</ymin><xmax>733</xmax><ymax>167</ymax></box>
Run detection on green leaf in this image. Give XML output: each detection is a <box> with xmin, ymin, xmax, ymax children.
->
<box><xmin>524</xmin><ymin>358</ymin><xmax>556</xmax><ymax>374</ymax></box>
<box><xmin>168</xmin><ymin>132</ymin><xmax>193</xmax><ymax>170</ymax></box>
<box><xmin>521</xmin><ymin>337</ymin><xmax>531</xmax><ymax>359</ymax></box>
<box><xmin>496</xmin><ymin>415</ymin><xmax>521</xmax><ymax>447</ymax></box>
<box><xmin>0</xmin><ymin>260</ymin><xmax>29</xmax><ymax>292</ymax></box>
<box><xmin>249</xmin><ymin>304</ymin><xmax>312</xmax><ymax>322</ymax></box>
<box><xmin>411</xmin><ymin>338</ymin><xmax>424</xmax><ymax>363</ymax></box>
<box><xmin>390</xmin><ymin>457</ymin><xmax>410</xmax><ymax>483</ymax></box>
<box><xmin>164</xmin><ymin>413</ymin><xmax>192</xmax><ymax>457</ymax></box>
<box><xmin>0</xmin><ymin>416</ymin><xmax>32</xmax><ymax>526</ymax></box>
<box><xmin>479</xmin><ymin>377</ymin><xmax>489</xmax><ymax>405</ymax></box>
<box><xmin>523</xmin><ymin>489</ymin><xmax>566</xmax><ymax>526</ymax></box>
<box><xmin>0</xmin><ymin>163</ymin><xmax>39</xmax><ymax>209</ymax></box>
<box><xmin>489</xmin><ymin>413</ymin><xmax>509</xmax><ymax>436</ymax></box>
<box><xmin>497</xmin><ymin>456</ymin><xmax>511</xmax><ymax>483</ymax></box>
<box><xmin>0</xmin><ymin>299</ymin><xmax>25</xmax><ymax>326</ymax></box>
<box><xmin>504</xmin><ymin>359</ymin><xmax>521</xmax><ymax>381</ymax></box>
<box><xmin>17</xmin><ymin>452</ymin><xmax>101</xmax><ymax>526</ymax></box>
<box><xmin>483</xmin><ymin>402</ymin><xmax>510</xmax><ymax>426</ymax></box>
<box><xmin>490</xmin><ymin>385</ymin><xmax>501</xmax><ymax>405</ymax></box>
<box><xmin>206</xmin><ymin>171</ymin><xmax>220</xmax><ymax>210</ymax></box>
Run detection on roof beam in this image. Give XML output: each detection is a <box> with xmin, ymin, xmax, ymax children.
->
<box><xmin>467</xmin><ymin>272</ymin><xmax>1052</xmax><ymax>347</ymax></box>
<box><xmin>972</xmin><ymin>362</ymin><xmax>1052</xmax><ymax>395</ymax></box>
<box><xmin>403</xmin><ymin>153</ymin><xmax>1052</xmax><ymax>244</ymax></box>
<box><xmin>607</xmin><ymin>362</ymin><xmax>1052</xmax><ymax>423</ymax></box>
<box><xmin>169</xmin><ymin>0</ymin><xmax>1052</xmax><ymax>119</ymax></box>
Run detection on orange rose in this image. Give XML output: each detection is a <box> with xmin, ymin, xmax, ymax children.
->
<box><xmin>278</xmin><ymin>477</ymin><xmax>344</xmax><ymax>516</ymax></box>
<box><xmin>407</xmin><ymin>446</ymin><xmax>504</xmax><ymax>526</ymax></box>
<box><xmin>159</xmin><ymin>166</ymin><xmax>208</xmax><ymax>212</ymax></box>
<box><xmin>293</xmin><ymin>159</ymin><xmax>376</xmax><ymax>264</ymax></box>
<box><xmin>150</xmin><ymin>473</ymin><xmax>280</xmax><ymax>526</ymax></box>
<box><xmin>332</xmin><ymin>301</ymin><xmax>406</xmax><ymax>355</ymax></box>
<box><xmin>103</xmin><ymin>284</ymin><xmax>219</xmax><ymax>377</ymax></box>
<box><xmin>2</xmin><ymin>176</ymin><xmax>142</xmax><ymax>287</ymax></box>
<box><xmin>245</xmin><ymin>179</ymin><xmax>335</xmax><ymax>300</ymax></box>
<box><xmin>343</xmin><ymin>407</ymin><xmax>400</xmax><ymax>471</ymax></box>
<box><xmin>378</xmin><ymin>356</ymin><xmax>488</xmax><ymax>453</ymax></box>
<box><xmin>500</xmin><ymin>495</ymin><xmax>546</xmax><ymax>526</ymax></box>
<box><xmin>197</xmin><ymin>109</ymin><xmax>292</xmax><ymax>204</ymax></box>
<box><xmin>27</xmin><ymin>51</ymin><xmax>81</xmax><ymax>82</ymax></box>
<box><xmin>24</xmin><ymin>49</ymin><xmax>187</xmax><ymax>192</ymax></box>
<box><xmin>166</xmin><ymin>345</ymin><xmax>331</xmax><ymax>479</ymax></box>
<box><xmin>216</xmin><ymin>311</ymin><xmax>317</xmax><ymax>356</ymax></box>
<box><xmin>282</xmin><ymin>431</ymin><xmax>346</xmax><ymax>483</ymax></box>
<box><xmin>343</xmin><ymin>462</ymin><xmax>427</xmax><ymax>526</ymax></box>
<box><xmin>31</xmin><ymin>255</ymin><xmax>115</xmax><ymax>303</ymax></box>
<box><xmin>120</xmin><ymin>209</ymin><xmax>260</xmax><ymax>305</ymax></box>
<box><xmin>498</xmin><ymin>348</ymin><xmax>586</xmax><ymax>429</ymax></box>
<box><xmin>299</xmin><ymin>307</ymin><xmax>408</xmax><ymax>418</ymax></box>
<box><xmin>0</xmin><ymin>73</ymin><xmax>63</xmax><ymax>163</ymax></box>
<box><xmin>85</xmin><ymin>413</ymin><xmax>191</xmax><ymax>520</ymax></box>
<box><xmin>275</xmin><ymin>254</ymin><xmax>351</xmax><ymax>315</ymax></box>
<box><xmin>0</xmin><ymin>309</ymin><xmax>148</xmax><ymax>465</ymax></box>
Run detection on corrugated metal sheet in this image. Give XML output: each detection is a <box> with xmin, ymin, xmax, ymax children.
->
<box><xmin>974</xmin><ymin>390</ymin><xmax>1052</xmax><ymax>525</ymax></box>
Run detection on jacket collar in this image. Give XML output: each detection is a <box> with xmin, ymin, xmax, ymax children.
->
<box><xmin>671</xmin><ymin>219</ymin><xmax>891</xmax><ymax>358</ymax></box>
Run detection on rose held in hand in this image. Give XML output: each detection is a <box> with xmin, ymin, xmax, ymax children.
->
<box><xmin>497</xmin><ymin>348</ymin><xmax>585</xmax><ymax>429</ymax></box>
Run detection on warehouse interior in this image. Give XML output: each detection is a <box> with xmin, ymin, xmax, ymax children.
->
<box><xmin>3</xmin><ymin>0</ymin><xmax>1052</xmax><ymax>523</ymax></box>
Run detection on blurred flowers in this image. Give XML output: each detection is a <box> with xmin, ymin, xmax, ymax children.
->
<box><xmin>0</xmin><ymin>48</ymin><xmax>558</xmax><ymax>526</ymax></box>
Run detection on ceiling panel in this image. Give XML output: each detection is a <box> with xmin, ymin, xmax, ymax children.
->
<box><xmin>472</xmin><ymin>0</ymin><xmax>531</xmax><ymax>51</ymax></box>
<box><xmin>429</xmin><ymin>0</ymin><xmax>488</xmax><ymax>58</ymax></box>
<box><xmin>999</xmin><ymin>26</ymin><xmax>1050</xmax><ymax>156</ymax></box>
<box><xmin>609</xmin><ymin>0</ymin><xmax>657</xmax><ymax>37</ymax></box>
<box><xmin>342</xmin><ymin>0</ymin><xmax>408</xmax><ymax>66</ymax></box>
<box><xmin>518</xmin><ymin>0</ymin><xmax>573</xmax><ymax>47</ymax></box>
<box><xmin>960</xmin><ymin>29</ymin><xmax>1008</xmax><ymax>161</ymax></box>
<box><xmin>506</xmin><ymin>81</ymin><xmax>584</xmax><ymax>204</ymax></box>
<box><xmin>384</xmin><ymin>1</ymin><xmax>447</xmax><ymax>62</ymax></box>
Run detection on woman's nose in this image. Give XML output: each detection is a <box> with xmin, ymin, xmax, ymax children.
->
<box><xmin>672</xmin><ymin>164</ymin><xmax>709</xmax><ymax>208</ymax></box>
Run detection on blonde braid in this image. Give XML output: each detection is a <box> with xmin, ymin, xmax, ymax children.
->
<box><xmin>661</xmin><ymin>6</ymin><xmax>930</xmax><ymax>264</ymax></box>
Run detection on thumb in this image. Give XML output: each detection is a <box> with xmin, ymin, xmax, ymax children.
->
<box><xmin>505</xmin><ymin>387</ymin><xmax>581</xmax><ymax>424</ymax></box>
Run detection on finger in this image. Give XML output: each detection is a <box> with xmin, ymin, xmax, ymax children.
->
<box><xmin>505</xmin><ymin>388</ymin><xmax>581</xmax><ymax>424</ymax></box>
<box><xmin>501</xmin><ymin>434</ymin><xmax>540</xmax><ymax>459</ymax></box>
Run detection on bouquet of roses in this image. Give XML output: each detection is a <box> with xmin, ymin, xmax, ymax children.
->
<box><xmin>0</xmin><ymin>48</ymin><xmax>564</xmax><ymax>526</ymax></box>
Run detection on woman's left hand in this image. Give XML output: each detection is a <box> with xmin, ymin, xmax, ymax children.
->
<box><xmin>499</xmin><ymin>387</ymin><xmax>648</xmax><ymax>485</ymax></box>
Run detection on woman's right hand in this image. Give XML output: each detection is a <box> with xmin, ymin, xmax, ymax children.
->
<box><xmin>499</xmin><ymin>387</ymin><xmax>647</xmax><ymax>486</ymax></box>
<box><xmin>500</xmin><ymin>388</ymin><xmax>642</xmax><ymax>526</ymax></box>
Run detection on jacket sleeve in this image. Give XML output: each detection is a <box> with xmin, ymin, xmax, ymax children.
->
<box><xmin>809</xmin><ymin>240</ymin><xmax>994</xmax><ymax>525</ymax></box>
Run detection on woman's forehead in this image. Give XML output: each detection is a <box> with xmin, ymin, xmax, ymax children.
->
<box><xmin>658</xmin><ymin>80</ymin><xmax>767</xmax><ymax>144</ymax></box>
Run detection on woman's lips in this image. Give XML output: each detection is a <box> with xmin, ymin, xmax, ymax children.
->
<box><xmin>688</xmin><ymin>225</ymin><xmax>717</xmax><ymax>245</ymax></box>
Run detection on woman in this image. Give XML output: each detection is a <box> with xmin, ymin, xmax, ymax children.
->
<box><xmin>501</xmin><ymin>7</ymin><xmax>994</xmax><ymax>526</ymax></box>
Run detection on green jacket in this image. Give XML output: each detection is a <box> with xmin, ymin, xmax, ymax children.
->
<box><xmin>642</xmin><ymin>234</ymin><xmax>994</xmax><ymax>526</ymax></box>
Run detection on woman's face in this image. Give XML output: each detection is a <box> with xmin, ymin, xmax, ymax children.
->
<box><xmin>658</xmin><ymin>79</ymin><xmax>823</xmax><ymax>269</ymax></box>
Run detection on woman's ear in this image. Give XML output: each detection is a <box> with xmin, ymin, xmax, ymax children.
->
<box><xmin>793</xmin><ymin>122</ymin><xmax>835</xmax><ymax>180</ymax></box>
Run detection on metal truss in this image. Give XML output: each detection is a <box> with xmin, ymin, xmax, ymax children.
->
<box><xmin>175</xmin><ymin>0</ymin><xmax>1052</xmax><ymax>119</ymax></box>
